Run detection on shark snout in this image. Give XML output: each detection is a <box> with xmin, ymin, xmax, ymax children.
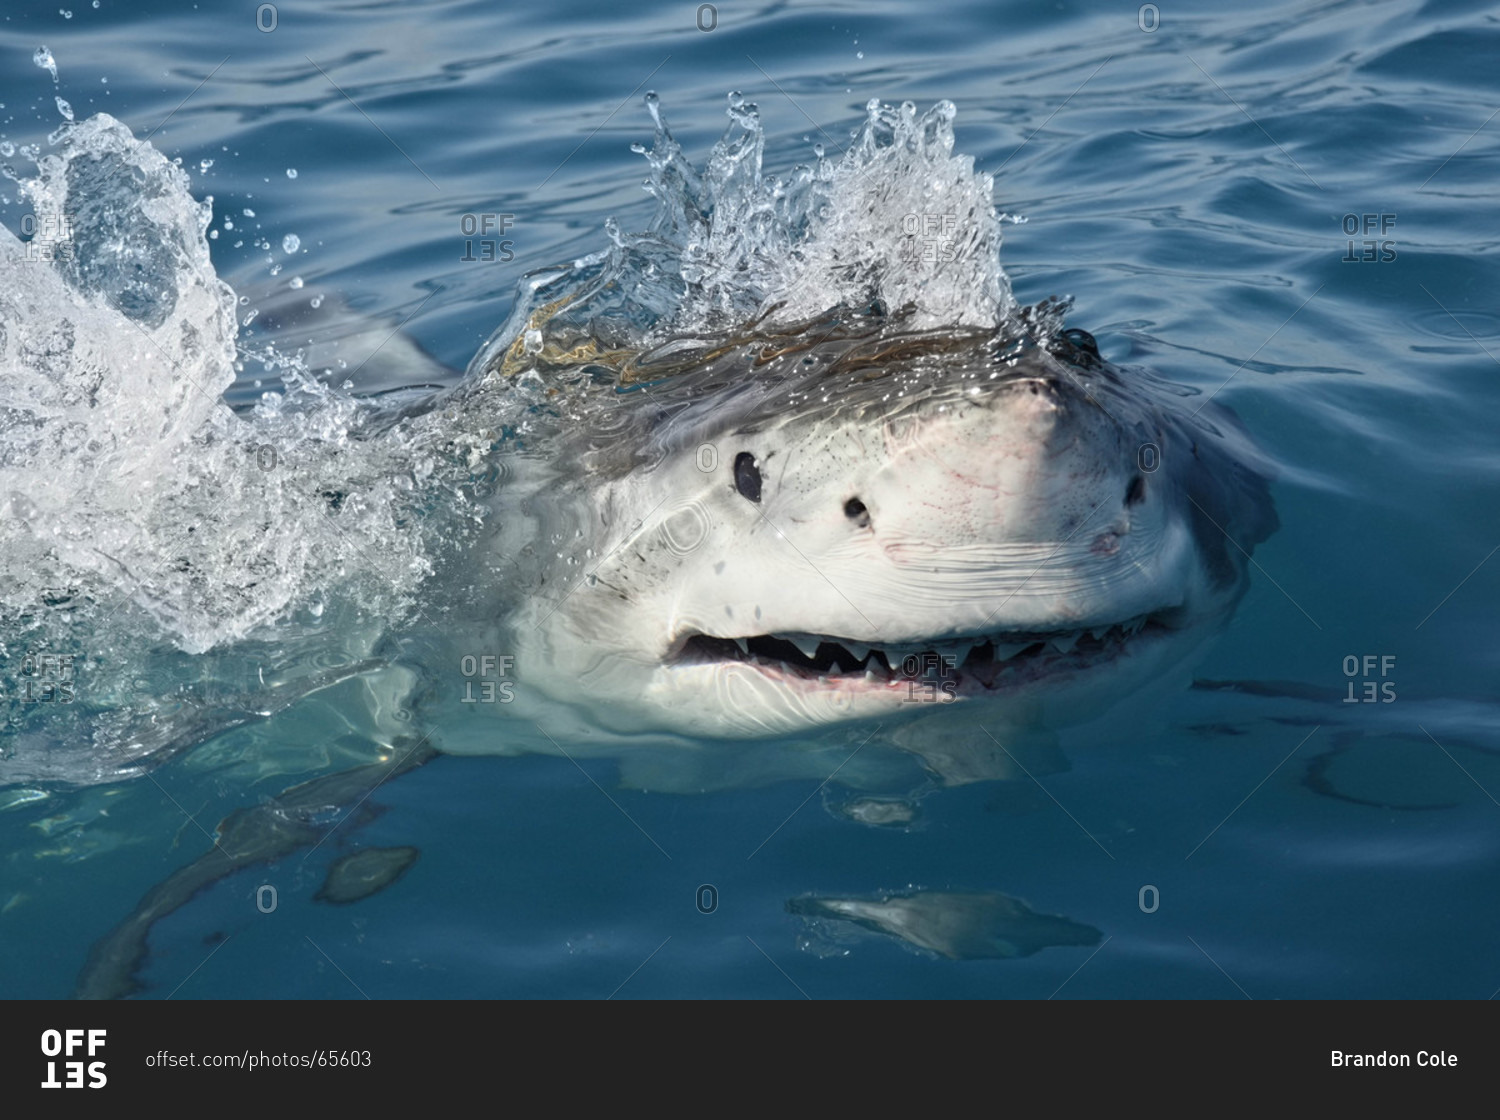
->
<box><xmin>857</xmin><ymin>379</ymin><xmax>1131</xmax><ymax>552</ymax></box>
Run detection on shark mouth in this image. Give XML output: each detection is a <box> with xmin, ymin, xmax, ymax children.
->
<box><xmin>673</xmin><ymin>615</ymin><xmax>1172</xmax><ymax>694</ymax></box>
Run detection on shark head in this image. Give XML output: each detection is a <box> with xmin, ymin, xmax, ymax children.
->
<box><xmin>492</xmin><ymin>309</ymin><xmax>1277</xmax><ymax>739</ymax></box>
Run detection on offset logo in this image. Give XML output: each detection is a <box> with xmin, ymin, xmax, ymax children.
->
<box><xmin>459</xmin><ymin>654</ymin><xmax>516</xmax><ymax>703</ymax></box>
<box><xmin>40</xmin><ymin>1029</ymin><xmax>106</xmax><ymax>1089</ymax></box>
<box><xmin>1343</xmin><ymin>654</ymin><xmax>1396</xmax><ymax>703</ymax></box>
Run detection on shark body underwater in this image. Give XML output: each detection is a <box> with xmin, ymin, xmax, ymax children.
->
<box><xmin>0</xmin><ymin>98</ymin><xmax>1276</xmax><ymax>995</ymax></box>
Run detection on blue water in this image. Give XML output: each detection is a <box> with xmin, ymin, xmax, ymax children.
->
<box><xmin>3</xmin><ymin>0</ymin><xmax>1499</xmax><ymax>998</ymax></box>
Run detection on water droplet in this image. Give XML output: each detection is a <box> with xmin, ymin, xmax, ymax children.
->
<box><xmin>60</xmin><ymin>10</ymin><xmax>73</xmax><ymax>20</ymax></box>
<box><xmin>289</xmin><ymin>275</ymin><xmax>303</xmax><ymax>290</ymax></box>
<box><xmin>0</xmin><ymin>142</ymin><xmax>13</xmax><ymax>158</ymax></box>
<box><xmin>242</xmin><ymin>207</ymin><xmax>255</xmax><ymax>217</ymax></box>
<box><xmin>855</xmin><ymin>51</ymin><xmax>864</xmax><ymax>59</ymax></box>
<box><xmin>199</xmin><ymin>158</ymin><xmax>214</xmax><ymax>173</ymax></box>
<box><xmin>33</xmin><ymin>46</ymin><xmax>58</xmax><ymax>82</ymax></box>
<box><xmin>282</xmin><ymin>233</ymin><xmax>300</xmax><ymax>253</ymax></box>
<box><xmin>286</xmin><ymin>167</ymin><xmax>298</xmax><ymax>179</ymax></box>
<box><xmin>310</xmin><ymin>295</ymin><xmax>323</xmax><ymax>309</ymax></box>
<box><xmin>55</xmin><ymin>96</ymin><xmax>73</xmax><ymax>120</ymax></box>
<box><xmin>223</xmin><ymin>218</ymin><xmax>234</xmax><ymax>230</ymax></box>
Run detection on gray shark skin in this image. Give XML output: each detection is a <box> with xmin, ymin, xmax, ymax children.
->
<box><xmin>788</xmin><ymin>888</ymin><xmax>1102</xmax><ymax>960</ymax></box>
<box><xmin>314</xmin><ymin>846</ymin><xmax>420</xmax><ymax>905</ymax></box>
<box><xmin>72</xmin><ymin>740</ymin><xmax>437</xmax><ymax>1000</ymax></box>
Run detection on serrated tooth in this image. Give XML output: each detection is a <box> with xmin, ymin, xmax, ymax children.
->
<box><xmin>887</xmin><ymin>647</ymin><xmax>922</xmax><ymax>670</ymax></box>
<box><xmin>1090</xmin><ymin>628</ymin><xmax>1108</xmax><ymax>642</ymax></box>
<box><xmin>791</xmin><ymin>635</ymin><xmax>821</xmax><ymax>660</ymax></box>
<box><xmin>732</xmin><ymin>636</ymin><xmax>750</xmax><ymax>654</ymax></box>
<box><xmin>1050</xmin><ymin>633</ymin><xmax>1079</xmax><ymax>654</ymax></box>
<box><xmin>844</xmin><ymin>641</ymin><xmax>871</xmax><ymax>662</ymax></box>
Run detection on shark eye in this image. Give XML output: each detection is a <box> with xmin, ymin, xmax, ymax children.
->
<box><xmin>734</xmin><ymin>452</ymin><xmax>762</xmax><ymax>503</ymax></box>
<box><xmin>844</xmin><ymin>497</ymin><xmax>870</xmax><ymax>528</ymax></box>
<box><xmin>1125</xmin><ymin>476</ymin><xmax>1146</xmax><ymax>506</ymax></box>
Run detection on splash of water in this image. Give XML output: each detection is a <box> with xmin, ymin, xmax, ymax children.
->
<box><xmin>0</xmin><ymin>115</ymin><xmax>450</xmax><ymax>665</ymax></box>
<box><xmin>466</xmin><ymin>93</ymin><xmax>1025</xmax><ymax>394</ymax></box>
<box><xmin>660</xmin><ymin>95</ymin><xmax>1015</xmax><ymax>333</ymax></box>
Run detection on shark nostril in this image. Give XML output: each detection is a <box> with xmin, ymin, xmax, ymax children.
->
<box><xmin>734</xmin><ymin>452</ymin><xmax>762</xmax><ymax>503</ymax></box>
<box><xmin>1125</xmin><ymin>476</ymin><xmax>1146</xmax><ymax>506</ymax></box>
<box><xmin>844</xmin><ymin>497</ymin><xmax>870</xmax><ymax>528</ymax></box>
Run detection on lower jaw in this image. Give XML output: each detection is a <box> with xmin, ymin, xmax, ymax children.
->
<box><xmin>674</xmin><ymin>648</ymin><xmax>1142</xmax><ymax>710</ymax></box>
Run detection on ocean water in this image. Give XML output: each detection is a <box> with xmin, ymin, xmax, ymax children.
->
<box><xmin>1</xmin><ymin>0</ymin><xmax>1498</xmax><ymax>1000</ymax></box>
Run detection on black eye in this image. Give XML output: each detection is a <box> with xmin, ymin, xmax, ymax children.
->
<box><xmin>844</xmin><ymin>497</ymin><xmax>870</xmax><ymax>527</ymax></box>
<box><xmin>734</xmin><ymin>452</ymin><xmax>761</xmax><ymax>503</ymax></box>
<box><xmin>1125</xmin><ymin>476</ymin><xmax>1146</xmax><ymax>506</ymax></box>
<box><xmin>1063</xmin><ymin>328</ymin><xmax>1100</xmax><ymax>359</ymax></box>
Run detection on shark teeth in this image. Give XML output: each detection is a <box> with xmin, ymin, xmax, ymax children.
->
<box><xmin>788</xmin><ymin>635</ymin><xmax>821</xmax><ymax>660</ymax></box>
<box><xmin>680</xmin><ymin>616</ymin><xmax>1162</xmax><ymax>685</ymax></box>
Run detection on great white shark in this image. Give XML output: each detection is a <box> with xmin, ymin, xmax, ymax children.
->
<box><xmin>430</xmin><ymin>293</ymin><xmax>1278</xmax><ymax>750</ymax></box>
